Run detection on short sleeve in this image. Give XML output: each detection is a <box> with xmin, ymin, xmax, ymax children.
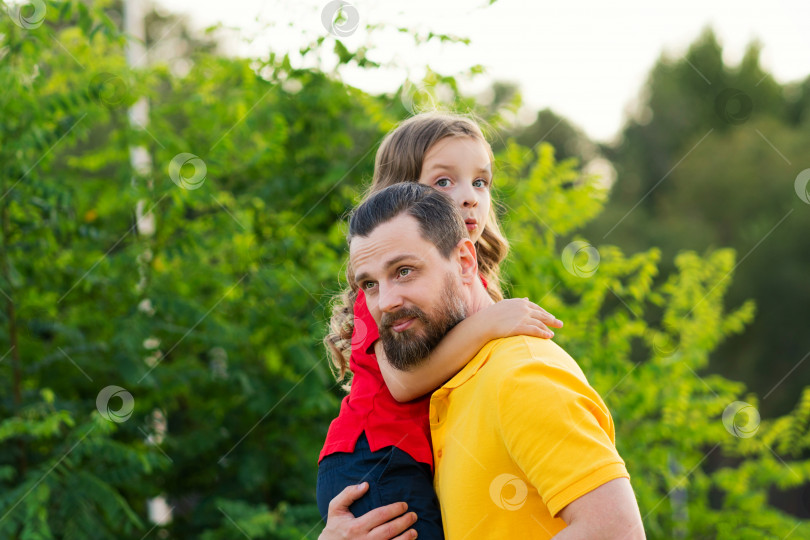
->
<box><xmin>351</xmin><ymin>289</ymin><xmax>380</xmax><ymax>355</ymax></box>
<box><xmin>496</xmin><ymin>352</ymin><xmax>629</xmax><ymax>518</ymax></box>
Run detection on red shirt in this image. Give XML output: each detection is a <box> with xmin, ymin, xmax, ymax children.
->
<box><xmin>319</xmin><ymin>277</ymin><xmax>489</xmax><ymax>472</ymax></box>
<box><xmin>319</xmin><ymin>288</ymin><xmax>434</xmax><ymax>469</ymax></box>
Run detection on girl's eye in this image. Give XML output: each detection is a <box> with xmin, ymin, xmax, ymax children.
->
<box><xmin>435</xmin><ymin>178</ymin><xmax>451</xmax><ymax>187</ymax></box>
<box><xmin>398</xmin><ymin>268</ymin><xmax>412</xmax><ymax>278</ymax></box>
<box><xmin>363</xmin><ymin>281</ymin><xmax>377</xmax><ymax>291</ymax></box>
<box><xmin>473</xmin><ymin>178</ymin><xmax>490</xmax><ymax>188</ymax></box>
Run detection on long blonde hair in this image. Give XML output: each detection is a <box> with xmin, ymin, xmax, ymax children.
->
<box><xmin>324</xmin><ymin>112</ymin><xmax>509</xmax><ymax>385</ymax></box>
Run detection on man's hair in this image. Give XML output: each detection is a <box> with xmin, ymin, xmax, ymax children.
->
<box><xmin>348</xmin><ymin>183</ymin><xmax>467</xmax><ymax>260</ymax></box>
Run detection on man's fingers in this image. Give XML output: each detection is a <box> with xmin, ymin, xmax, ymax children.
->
<box><xmin>369</xmin><ymin>511</ymin><xmax>417</xmax><ymax>540</ymax></box>
<box><xmin>358</xmin><ymin>501</ymin><xmax>410</xmax><ymax>532</ymax></box>
<box><xmin>389</xmin><ymin>524</ymin><xmax>419</xmax><ymax>540</ymax></box>
<box><xmin>328</xmin><ymin>482</ymin><xmax>369</xmax><ymax>515</ymax></box>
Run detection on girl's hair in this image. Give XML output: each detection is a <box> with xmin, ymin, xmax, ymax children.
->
<box><xmin>324</xmin><ymin>112</ymin><xmax>509</xmax><ymax>385</ymax></box>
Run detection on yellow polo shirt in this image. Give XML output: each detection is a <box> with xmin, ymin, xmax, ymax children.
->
<box><xmin>430</xmin><ymin>336</ymin><xmax>629</xmax><ymax>539</ymax></box>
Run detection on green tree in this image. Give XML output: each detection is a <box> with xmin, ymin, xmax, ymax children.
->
<box><xmin>1</xmin><ymin>1</ymin><xmax>165</xmax><ymax>537</ymax></box>
<box><xmin>496</xmin><ymin>107</ymin><xmax>599</xmax><ymax>166</ymax></box>
<box><xmin>584</xmin><ymin>28</ymin><xmax>810</xmax><ymax>418</ymax></box>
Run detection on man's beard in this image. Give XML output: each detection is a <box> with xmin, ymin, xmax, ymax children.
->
<box><xmin>379</xmin><ymin>273</ymin><xmax>467</xmax><ymax>371</ymax></box>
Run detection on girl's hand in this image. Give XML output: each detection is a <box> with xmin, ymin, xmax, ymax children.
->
<box><xmin>482</xmin><ymin>298</ymin><xmax>563</xmax><ymax>340</ymax></box>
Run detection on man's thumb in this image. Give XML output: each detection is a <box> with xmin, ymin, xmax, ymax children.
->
<box><xmin>328</xmin><ymin>482</ymin><xmax>369</xmax><ymax>514</ymax></box>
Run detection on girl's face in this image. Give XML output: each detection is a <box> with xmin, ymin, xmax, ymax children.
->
<box><xmin>418</xmin><ymin>136</ymin><xmax>492</xmax><ymax>244</ymax></box>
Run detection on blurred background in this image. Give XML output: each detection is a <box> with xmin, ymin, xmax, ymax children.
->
<box><xmin>1</xmin><ymin>0</ymin><xmax>809</xmax><ymax>538</ymax></box>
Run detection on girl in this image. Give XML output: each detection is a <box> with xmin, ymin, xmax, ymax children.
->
<box><xmin>317</xmin><ymin>112</ymin><xmax>563</xmax><ymax>538</ymax></box>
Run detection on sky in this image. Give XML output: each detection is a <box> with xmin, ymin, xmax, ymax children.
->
<box><xmin>153</xmin><ymin>0</ymin><xmax>810</xmax><ymax>142</ymax></box>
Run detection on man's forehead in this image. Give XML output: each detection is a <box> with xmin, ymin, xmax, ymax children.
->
<box><xmin>350</xmin><ymin>215</ymin><xmax>436</xmax><ymax>279</ymax></box>
<box><xmin>350</xmin><ymin>214</ymin><xmax>419</xmax><ymax>254</ymax></box>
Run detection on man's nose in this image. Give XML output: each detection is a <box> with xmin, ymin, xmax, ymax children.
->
<box><xmin>378</xmin><ymin>283</ymin><xmax>403</xmax><ymax>313</ymax></box>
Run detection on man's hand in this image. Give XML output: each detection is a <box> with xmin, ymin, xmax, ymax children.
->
<box><xmin>319</xmin><ymin>482</ymin><xmax>418</xmax><ymax>540</ymax></box>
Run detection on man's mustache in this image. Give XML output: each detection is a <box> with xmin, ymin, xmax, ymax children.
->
<box><xmin>380</xmin><ymin>306</ymin><xmax>429</xmax><ymax>332</ymax></box>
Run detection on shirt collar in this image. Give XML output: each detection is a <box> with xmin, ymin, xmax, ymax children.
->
<box><xmin>437</xmin><ymin>338</ymin><xmax>503</xmax><ymax>392</ymax></box>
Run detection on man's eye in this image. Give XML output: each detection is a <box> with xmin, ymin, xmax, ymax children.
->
<box><xmin>398</xmin><ymin>268</ymin><xmax>411</xmax><ymax>277</ymax></box>
<box><xmin>436</xmin><ymin>178</ymin><xmax>450</xmax><ymax>187</ymax></box>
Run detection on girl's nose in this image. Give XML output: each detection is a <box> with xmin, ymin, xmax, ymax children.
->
<box><xmin>460</xmin><ymin>183</ymin><xmax>478</xmax><ymax>207</ymax></box>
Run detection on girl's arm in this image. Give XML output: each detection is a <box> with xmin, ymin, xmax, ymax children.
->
<box><xmin>376</xmin><ymin>298</ymin><xmax>563</xmax><ymax>402</ymax></box>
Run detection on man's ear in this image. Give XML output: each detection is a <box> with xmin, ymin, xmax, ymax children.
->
<box><xmin>455</xmin><ymin>238</ymin><xmax>479</xmax><ymax>283</ymax></box>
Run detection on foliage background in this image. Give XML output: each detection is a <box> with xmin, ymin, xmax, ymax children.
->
<box><xmin>1</xmin><ymin>1</ymin><xmax>809</xmax><ymax>538</ymax></box>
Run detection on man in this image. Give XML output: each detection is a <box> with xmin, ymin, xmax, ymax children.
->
<box><xmin>321</xmin><ymin>183</ymin><xmax>645</xmax><ymax>539</ymax></box>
